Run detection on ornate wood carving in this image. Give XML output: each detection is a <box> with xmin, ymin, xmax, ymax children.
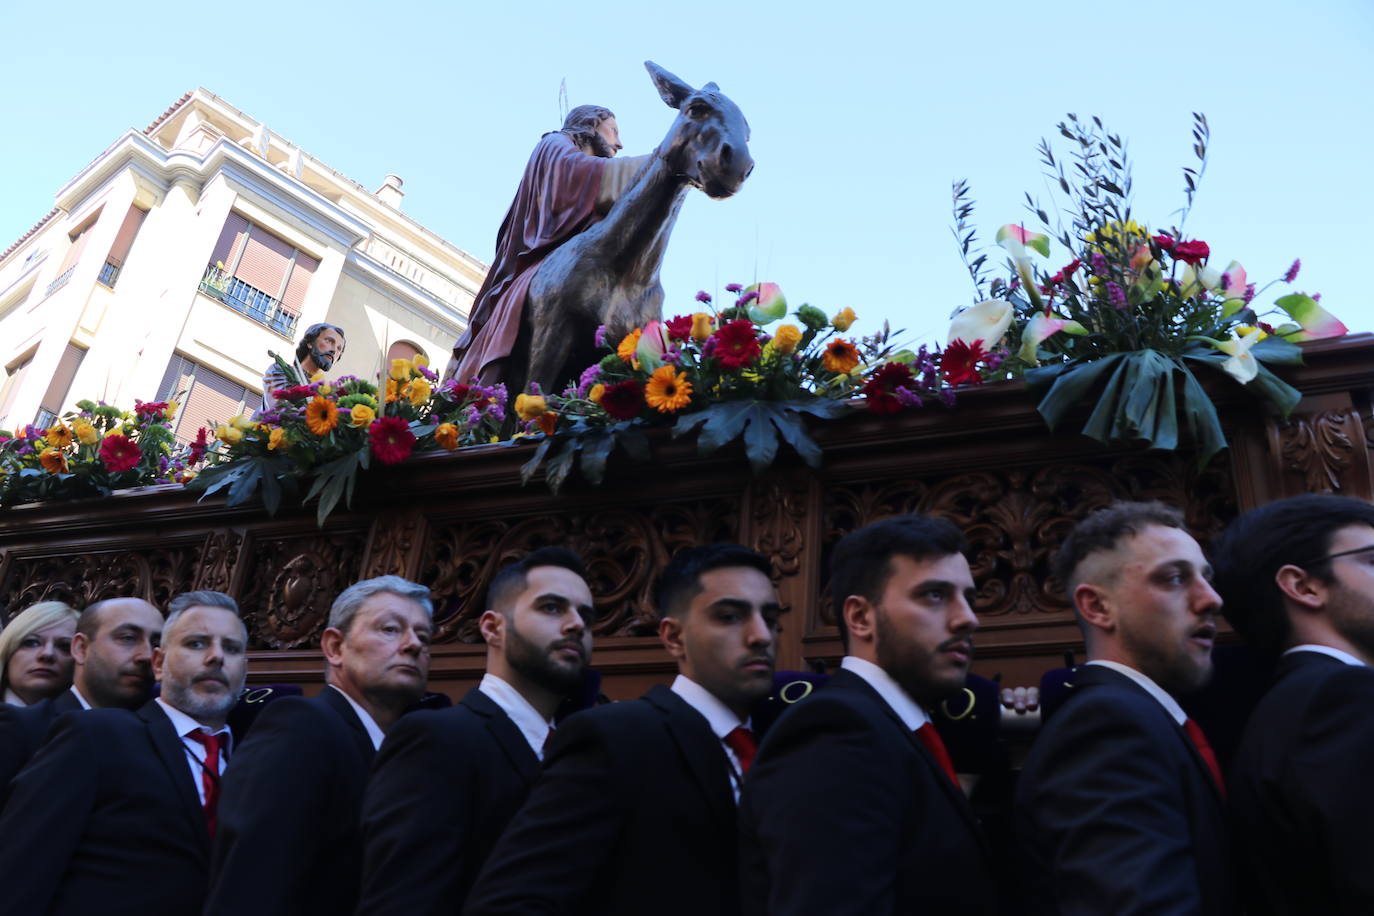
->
<box><xmin>363</xmin><ymin>512</ymin><xmax>426</xmax><ymax>579</ymax></box>
<box><xmin>1277</xmin><ymin>408</ymin><xmax>1357</xmax><ymax>494</ymax></box>
<box><xmin>194</xmin><ymin>530</ymin><xmax>244</xmax><ymax>593</ymax></box>
<box><xmin>748</xmin><ymin>479</ymin><xmax>810</xmax><ymax>582</ymax></box>
<box><xmin>0</xmin><ymin>547</ymin><xmax>198</xmax><ymax>620</ymax></box>
<box><xmin>237</xmin><ymin>530</ymin><xmax>368</xmax><ymax>649</ymax></box>
<box><xmin>421</xmin><ymin>498</ymin><xmax>739</xmax><ymax>643</ymax></box>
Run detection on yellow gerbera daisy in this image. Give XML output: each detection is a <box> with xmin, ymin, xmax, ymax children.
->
<box><xmin>644</xmin><ymin>365</ymin><xmax>693</xmax><ymax>413</ymax></box>
<box><xmin>46</xmin><ymin>424</ymin><xmax>74</xmax><ymax>449</ymax></box>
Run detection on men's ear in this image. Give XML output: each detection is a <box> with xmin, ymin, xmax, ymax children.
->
<box><xmin>478</xmin><ymin>610</ymin><xmax>504</xmax><ymax>648</ymax></box>
<box><xmin>842</xmin><ymin>595</ymin><xmax>876</xmax><ymax>646</ymax></box>
<box><xmin>658</xmin><ymin>614</ymin><xmax>686</xmax><ymax>661</ymax></box>
<box><xmin>320</xmin><ymin>626</ymin><xmax>345</xmax><ymax>667</ymax></box>
<box><xmin>1275</xmin><ymin>564</ymin><xmax>1326</xmax><ymax>612</ymax></box>
<box><xmin>152</xmin><ymin>646</ymin><xmax>166</xmax><ymax>682</ymax></box>
<box><xmin>1072</xmin><ymin>583</ymin><xmax>1115</xmax><ymax>634</ymax></box>
<box><xmin>644</xmin><ymin>60</ymin><xmax>694</xmax><ymax>109</ymax></box>
<box><xmin>70</xmin><ymin>631</ymin><xmax>90</xmax><ymax>666</ymax></box>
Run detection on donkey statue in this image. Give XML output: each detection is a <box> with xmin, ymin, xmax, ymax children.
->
<box><xmin>514</xmin><ymin>61</ymin><xmax>754</xmax><ymax>398</ymax></box>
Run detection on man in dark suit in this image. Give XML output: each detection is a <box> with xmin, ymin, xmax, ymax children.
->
<box><xmin>464</xmin><ymin>543</ymin><xmax>780</xmax><ymax>916</ymax></box>
<box><xmin>0</xmin><ymin>596</ymin><xmax>163</xmax><ymax>803</ymax></box>
<box><xmin>357</xmin><ymin>547</ymin><xmax>595</xmax><ymax>915</ymax></box>
<box><xmin>1016</xmin><ymin>501</ymin><xmax>1235</xmax><ymax>915</ymax></box>
<box><xmin>0</xmin><ymin>591</ymin><xmax>248</xmax><ymax>916</ymax></box>
<box><xmin>1214</xmin><ymin>494</ymin><xmax>1374</xmax><ymax>913</ymax></box>
<box><xmin>740</xmin><ymin>514</ymin><xmax>997</xmax><ymax>915</ymax></box>
<box><xmin>207</xmin><ymin>575</ymin><xmax>433</xmax><ymax>916</ymax></box>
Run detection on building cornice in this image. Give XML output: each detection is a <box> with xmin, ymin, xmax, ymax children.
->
<box><xmin>342</xmin><ymin>248</ymin><xmax>469</xmax><ymax>336</ymax></box>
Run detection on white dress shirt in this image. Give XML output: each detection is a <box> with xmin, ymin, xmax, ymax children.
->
<box><xmin>2</xmin><ymin>689</ymin><xmax>25</xmax><ymax>706</ymax></box>
<box><xmin>479</xmin><ymin>674</ymin><xmax>556</xmax><ymax>760</ymax></box>
<box><xmin>840</xmin><ymin>655</ymin><xmax>932</xmax><ymax>731</ymax></box>
<box><xmin>1285</xmin><ymin>644</ymin><xmax>1369</xmax><ymax>667</ymax></box>
<box><xmin>330</xmin><ymin>685</ymin><xmax>386</xmax><ymax>750</ymax></box>
<box><xmin>670</xmin><ymin>674</ymin><xmax>753</xmax><ymax>802</ymax></box>
<box><xmin>1083</xmin><ymin>660</ymin><xmax>1187</xmax><ymax>725</ymax></box>
<box><xmin>155</xmin><ymin>697</ymin><xmax>232</xmax><ymax>806</ymax></box>
<box><xmin>69</xmin><ymin>685</ymin><xmax>92</xmax><ymax>709</ymax></box>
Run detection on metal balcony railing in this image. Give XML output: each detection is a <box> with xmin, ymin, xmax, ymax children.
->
<box><xmin>198</xmin><ymin>263</ymin><xmax>298</xmax><ymax>337</ymax></box>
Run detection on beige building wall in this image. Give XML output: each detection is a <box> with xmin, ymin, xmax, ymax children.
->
<box><xmin>0</xmin><ymin>89</ymin><xmax>486</xmax><ymax>441</ymax></box>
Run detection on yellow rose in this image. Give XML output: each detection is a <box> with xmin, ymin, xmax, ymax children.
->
<box><xmin>349</xmin><ymin>404</ymin><xmax>376</xmax><ymax>427</ymax></box>
<box><xmin>407</xmin><ymin>378</ymin><xmax>432</xmax><ymax>406</ymax></box>
<box><xmin>317</xmin><ymin>383</ymin><xmax>333</xmax><ymax>396</ymax></box>
<box><xmin>412</xmin><ymin>353</ymin><xmax>430</xmax><ymax>369</ymax></box>
<box><xmin>267</xmin><ymin>428</ymin><xmax>288</xmax><ymax>450</ymax></box>
<box><xmin>691</xmin><ymin>313</ymin><xmax>714</xmax><ymax>342</ymax></box>
<box><xmin>831</xmin><ymin>307</ymin><xmax>857</xmax><ymax>332</ymax></box>
<box><xmin>514</xmin><ymin>393</ymin><xmax>547</xmax><ymax>421</ymax></box>
<box><xmin>73</xmin><ymin>420</ymin><xmax>99</xmax><ymax>446</ymax></box>
<box><xmin>390</xmin><ymin>358</ymin><xmax>413</xmax><ymax>381</ymax></box>
<box><xmin>588</xmin><ymin>383</ymin><xmax>606</xmax><ymax>404</ymax></box>
<box><xmin>215</xmin><ymin>424</ymin><xmax>244</xmax><ymax>446</ymax></box>
<box><xmin>230</xmin><ymin>414</ymin><xmax>255</xmax><ymax>431</ymax></box>
<box><xmin>772</xmin><ymin>324</ymin><xmax>803</xmax><ymax>355</ymax></box>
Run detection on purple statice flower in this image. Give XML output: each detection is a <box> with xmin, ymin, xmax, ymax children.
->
<box><xmin>983</xmin><ymin>350</ymin><xmax>1006</xmax><ymax>372</ymax></box>
<box><xmin>486</xmin><ymin>401</ymin><xmax>506</xmax><ymax>423</ymax></box>
<box><xmin>464</xmin><ymin>405</ymin><xmax>481</xmax><ymax>427</ymax></box>
<box><xmin>577</xmin><ymin>365</ymin><xmax>601</xmax><ymax>393</ymax></box>
<box><xmin>338</xmin><ymin>407</ymin><xmax>353</xmax><ymax>420</ymax></box>
<box><xmin>527</xmin><ymin>381</ymin><xmax>543</xmax><ymax>396</ymax></box>
<box><xmin>157</xmin><ymin>455</ymin><xmax>170</xmax><ymax>472</ymax></box>
<box><xmin>1244</xmin><ymin>283</ymin><xmax>1256</xmax><ymax>304</ymax></box>
<box><xmin>16</xmin><ymin>442</ymin><xmax>33</xmax><ymax>456</ymax></box>
<box><xmin>257</xmin><ymin>409</ymin><xmax>282</xmax><ymax>425</ymax></box>
<box><xmin>695</xmin><ymin>290</ymin><xmax>712</xmax><ymax>304</ymax></box>
<box><xmin>594</xmin><ymin>325</ymin><xmax>608</xmax><ymax>348</ymax></box>
<box><xmin>938</xmin><ymin>388</ymin><xmax>957</xmax><ymax>408</ymax></box>
<box><xmin>417</xmin><ymin>365</ymin><xmax>438</xmax><ymax>382</ymax></box>
<box><xmin>737</xmin><ymin>289</ymin><xmax>759</xmax><ymax>306</ymax></box>
<box><xmin>895</xmin><ymin>387</ymin><xmax>924</xmax><ymax>409</ymax></box>
<box><xmin>1106</xmin><ymin>281</ymin><xmax>1127</xmax><ymax>310</ymax></box>
<box><xmin>922</xmin><ymin>368</ymin><xmax>939</xmax><ymax>389</ymax></box>
<box><xmin>25</xmin><ymin>425</ymin><xmax>40</xmax><ymax>438</ymax></box>
<box><xmin>702</xmin><ymin>337</ymin><xmax>718</xmax><ymax>357</ymax></box>
<box><xmin>1284</xmin><ymin>259</ymin><xmax>1301</xmax><ymax>283</ymax></box>
<box><xmin>1090</xmin><ymin>252</ymin><xmax>1108</xmax><ymax>276</ymax></box>
<box><xmin>662</xmin><ymin>348</ymin><xmax>682</xmax><ymax>365</ymax></box>
<box><xmin>725</xmin><ymin>283</ymin><xmax>743</xmax><ymax>293</ymax></box>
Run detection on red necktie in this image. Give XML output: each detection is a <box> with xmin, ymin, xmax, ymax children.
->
<box><xmin>187</xmin><ymin>730</ymin><xmax>224</xmax><ymax>838</ymax></box>
<box><xmin>723</xmin><ymin>726</ymin><xmax>757</xmax><ymax>774</ymax></box>
<box><xmin>915</xmin><ymin>722</ymin><xmax>959</xmax><ymax>787</ymax></box>
<box><xmin>1183</xmin><ymin>718</ymin><xmax>1226</xmax><ymax>799</ymax></box>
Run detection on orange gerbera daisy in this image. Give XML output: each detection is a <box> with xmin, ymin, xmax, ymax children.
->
<box><xmin>39</xmin><ymin>448</ymin><xmax>68</xmax><ymax>474</ymax></box>
<box><xmin>305</xmin><ymin>396</ymin><xmax>339</xmax><ymax>436</ymax></box>
<box><xmin>822</xmin><ymin>338</ymin><xmax>861</xmax><ymax>374</ymax></box>
<box><xmin>535</xmin><ymin>411</ymin><xmax>558</xmax><ymax>436</ymax></box>
<box><xmin>434</xmin><ymin>422</ymin><xmax>459</xmax><ymax>450</ymax></box>
<box><xmin>644</xmin><ymin>365</ymin><xmax>693</xmax><ymax>413</ymax></box>
<box><xmin>616</xmin><ymin>329</ymin><xmax>642</xmax><ymax>363</ymax></box>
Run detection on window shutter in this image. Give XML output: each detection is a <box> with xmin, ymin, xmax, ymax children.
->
<box><xmin>38</xmin><ymin>343</ymin><xmax>86</xmax><ymax>415</ymax></box>
<box><xmin>279</xmin><ymin>251</ymin><xmax>318</xmax><ymax>316</ymax></box>
<box><xmin>210</xmin><ymin>213</ymin><xmax>250</xmax><ymax>270</ymax></box>
<box><xmin>176</xmin><ymin>363</ymin><xmax>248</xmax><ymax>443</ymax></box>
<box><xmin>233</xmin><ymin>226</ymin><xmax>294</xmax><ymax>296</ymax></box>
<box><xmin>0</xmin><ymin>354</ymin><xmax>35</xmax><ymax>427</ymax></box>
<box><xmin>55</xmin><ymin>222</ymin><xmax>94</xmax><ymax>277</ymax></box>
<box><xmin>105</xmin><ymin>207</ymin><xmax>147</xmax><ymax>268</ymax></box>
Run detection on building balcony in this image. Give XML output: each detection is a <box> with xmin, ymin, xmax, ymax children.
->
<box><xmin>44</xmin><ymin>266</ymin><xmax>75</xmax><ymax>297</ymax></box>
<box><xmin>198</xmin><ymin>263</ymin><xmax>298</xmax><ymax>337</ymax></box>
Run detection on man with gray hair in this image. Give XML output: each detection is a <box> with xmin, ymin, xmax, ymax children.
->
<box><xmin>0</xmin><ymin>589</ymin><xmax>246</xmax><ymax>915</ymax></box>
<box><xmin>206</xmin><ymin>575</ymin><xmax>433</xmax><ymax>916</ymax></box>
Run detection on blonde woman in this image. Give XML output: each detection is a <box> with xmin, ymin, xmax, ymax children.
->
<box><xmin>0</xmin><ymin>601</ymin><xmax>79</xmax><ymax>706</ymax></box>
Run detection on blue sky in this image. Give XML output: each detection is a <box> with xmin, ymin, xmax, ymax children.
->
<box><xmin>2</xmin><ymin>1</ymin><xmax>1370</xmax><ymax>349</ymax></box>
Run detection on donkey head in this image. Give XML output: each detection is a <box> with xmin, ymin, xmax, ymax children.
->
<box><xmin>645</xmin><ymin>61</ymin><xmax>754</xmax><ymax>200</ymax></box>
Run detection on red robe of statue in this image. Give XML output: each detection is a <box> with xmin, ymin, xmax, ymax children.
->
<box><xmin>450</xmin><ymin>131</ymin><xmax>608</xmax><ymax>384</ymax></box>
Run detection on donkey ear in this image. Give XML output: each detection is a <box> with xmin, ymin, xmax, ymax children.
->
<box><xmin>644</xmin><ymin>61</ymin><xmax>694</xmax><ymax>109</ymax></box>
<box><xmin>703</xmin><ymin>81</ymin><xmax>719</xmax><ymax>92</ymax></box>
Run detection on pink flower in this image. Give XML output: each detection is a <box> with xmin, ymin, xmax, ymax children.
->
<box><xmin>695</xmin><ymin>290</ymin><xmax>712</xmax><ymax>304</ymax></box>
<box><xmin>1284</xmin><ymin>259</ymin><xmax>1301</xmax><ymax>283</ymax></box>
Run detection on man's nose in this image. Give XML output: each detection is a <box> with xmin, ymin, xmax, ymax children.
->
<box><xmin>1193</xmin><ymin>578</ymin><xmax>1223</xmax><ymax>615</ymax></box>
<box><xmin>744</xmin><ymin>610</ymin><xmax>774</xmax><ymax>648</ymax></box>
<box><xmin>950</xmin><ymin>595</ymin><xmax>980</xmax><ymax>634</ymax></box>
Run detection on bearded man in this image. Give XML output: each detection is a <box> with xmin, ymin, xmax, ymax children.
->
<box><xmin>357</xmin><ymin>549</ymin><xmax>595</xmax><ymax>914</ymax></box>
<box><xmin>262</xmin><ymin>321</ymin><xmax>346</xmax><ymax>408</ymax></box>
<box><xmin>446</xmin><ymin>105</ymin><xmax>650</xmax><ymax>388</ymax></box>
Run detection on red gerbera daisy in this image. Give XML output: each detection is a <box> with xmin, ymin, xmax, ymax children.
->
<box><xmin>942</xmin><ymin>339</ymin><xmax>987</xmax><ymax>388</ymax></box>
<box><xmin>99</xmin><ymin>434</ymin><xmax>143</xmax><ymax>473</ymax></box>
<box><xmin>599</xmin><ymin>380</ymin><xmax>645</xmax><ymax>421</ymax></box>
<box><xmin>368</xmin><ymin>416</ymin><xmax>416</xmax><ymax>465</ymax></box>
<box><xmin>709</xmin><ymin>319</ymin><xmax>762</xmax><ymax>370</ymax></box>
<box><xmin>863</xmin><ymin>362</ymin><xmax>915</xmax><ymax>415</ymax></box>
<box><xmin>665</xmin><ymin>315</ymin><xmax>694</xmax><ymax>342</ymax></box>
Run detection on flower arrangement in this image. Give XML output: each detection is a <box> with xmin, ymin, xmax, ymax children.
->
<box><xmin>187</xmin><ymin>354</ymin><xmax>506</xmax><ymax>523</ymax></box>
<box><xmin>516</xmin><ymin>282</ymin><xmax>952</xmax><ymax>491</ymax></box>
<box><xmin>0</xmin><ymin>399</ymin><xmax>196</xmax><ymax>507</ymax></box>
<box><xmin>945</xmin><ymin>113</ymin><xmax>1346</xmax><ymax>462</ymax></box>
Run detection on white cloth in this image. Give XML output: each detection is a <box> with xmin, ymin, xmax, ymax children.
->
<box><xmin>155</xmin><ymin>697</ymin><xmax>231</xmax><ymax>806</ymax></box>
<box><xmin>670</xmin><ymin>674</ymin><xmax>753</xmax><ymax>802</ymax></box>
<box><xmin>479</xmin><ymin>674</ymin><xmax>556</xmax><ymax>761</ymax></box>
<box><xmin>330</xmin><ymin>685</ymin><xmax>385</xmax><ymax>750</ymax></box>
<box><xmin>2</xmin><ymin>688</ymin><xmax>26</xmax><ymax>706</ymax></box>
<box><xmin>1285</xmin><ymin>644</ymin><xmax>1368</xmax><ymax>667</ymax></box>
<box><xmin>70</xmin><ymin>685</ymin><xmax>92</xmax><ymax>709</ymax></box>
<box><xmin>1084</xmin><ymin>660</ymin><xmax>1187</xmax><ymax>725</ymax></box>
<box><xmin>840</xmin><ymin>655</ymin><xmax>932</xmax><ymax>731</ymax></box>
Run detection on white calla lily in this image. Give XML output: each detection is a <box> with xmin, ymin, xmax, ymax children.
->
<box><xmin>1210</xmin><ymin>327</ymin><xmax>1263</xmax><ymax>384</ymax></box>
<box><xmin>948</xmin><ymin>299</ymin><xmax>1014</xmax><ymax>348</ymax></box>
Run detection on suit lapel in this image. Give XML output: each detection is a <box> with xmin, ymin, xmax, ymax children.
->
<box><xmin>320</xmin><ymin>686</ymin><xmax>376</xmax><ymax>762</ymax></box>
<box><xmin>138</xmin><ymin>701</ymin><xmax>209</xmax><ymax>856</ymax></box>
<box><xmin>828</xmin><ymin>669</ymin><xmax>993</xmax><ymax>859</ymax></box>
<box><xmin>645</xmin><ymin>685</ymin><xmax>734</xmax><ymax>829</ymax></box>
<box><xmin>462</xmin><ymin>689</ymin><xmax>540</xmax><ymax>785</ymax></box>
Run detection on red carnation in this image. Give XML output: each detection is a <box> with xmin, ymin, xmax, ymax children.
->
<box><xmin>133</xmin><ymin>400</ymin><xmax>169</xmax><ymax>417</ymax></box>
<box><xmin>710</xmin><ymin>319</ymin><xmax>762</xmax><ymax>371</ymax></box>
<box><xmin>1152</xmin><ymin>233</ymin><xmax>1176</xmax><ymax>253</ymax></box>
<box><xmin>99</xmin><ymin>434</ymin><xmax>143</xmax><ymax>473</ymax></box>
<box><xmin>188</xmin><ymin>427</ymin><xmax>209</xmax><ymax>464</ymax></box>
<box><xmin>665</xmin><ymin>315</ymin><xmax>694</xmax><ymax>342</ymax></box>
<box><xmin>1172</xmin><ymin>239</ymin><xmax>1210</xmax><ymax>265</ymax></box>
<box><xmin>863</xmin><ymin>362</ymin><xmax>915</xmax><ymax>415</ymax></box>
<box><xmin>368</xmin><ymin>416</ymin><xmax>415</xmax><ymax>465</ymax></box>
<box><xmin>599</xmin><ymin>380</ymin><xmax>645</xmax><ymax>421</ymax></box>
<box><xmin>445</xmin><ymin>383</ymin><xmax>472</xmax><ymax>405</ymax></box>
<box><xmin>942</xmin><ymin>339</ymin><xmax>987</xmax><ymax>388</ymax></box>
<box><xmin>272</xmin><ymin>385</ymin><xmax>317</xmax><ymax>402</ymax></box>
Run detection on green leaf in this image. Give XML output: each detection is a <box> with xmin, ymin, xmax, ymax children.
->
<box><xmin>1178</xmin><ymin>368</ymin><xmax>1228</xmax><ymax>465</ymax></box>
<box><xmin>619</xmin><ymin>427</ymin><xmax>650</xmax><ymax>463</ymax></box>
<box><xmin>1034</xmin><ymin>354</ymin><xmax>1127</xmax><ymax>431</ymax></box>
<box><xmin>226</xmin><ymin>461</ymin><xmax>264</xmax><ymax>507</ymax></box>
<box><xmin>770</xmin><ymin>410</ymin><xmax>823</xmax><ymax>468</ymax></box>
<box><xmin>544</xmin><ymin>438</ymin><xmax>580</xmax><ymax>494</ymax></box>
<box><xmin>519</xmin><ymin>437</ymin><xmax>554</xmax><ymax>486</ymax></box>
<box><xmin>742</xmin><ymin>408</ymin><xmax>780</xmax><ymax>472</ymax></box>
<box><xmin>1081</xmin><ymin>357</ymin><xmax>1132</xmax><ymax>443</ymax></box>
<box><xmin>1251</xmin><ymin>335</ymin><xmax>1304</xmax><ymax>366</ymax></box>
<box><xmin>579</xmin><ymin>431</ymin><xmax>616</xmax><ymax>486</ymax></box>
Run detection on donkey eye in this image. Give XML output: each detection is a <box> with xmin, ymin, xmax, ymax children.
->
<box><xmin>687</xmin><ymin>102</ymin><xmax>710</xmax><ymax>119</ymax></box>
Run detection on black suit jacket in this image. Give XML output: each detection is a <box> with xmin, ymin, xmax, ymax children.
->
<box><xmin>357</xmin><ymin>688</ymin><xmax>541</xmax><ymax>915</ymax></box>
<box><xmin>0</xmin><ymin>689</ymin><xmax>82</xmax><ymax>808</ymax></box>
<box><xmin>1015</xmin><ymin>664</ymin><xmax>1236</xmax><ymax>915</ymax></box>
<box><xmin>1230</xmin><ymin>650</ymin><xmax>1374</xmax><ymax>914</ymax></box>
<box><xmin>463</xmin><ymin>684</ymin><xmax>742</xmax><ymax>916</ymax></box>
<box><xmin>206</xmin><ymin>687</ymin><xmax>375</xmax><ymax>916</ymax></box>
<box><xmin>739</xmin><ymin>667</ymin><xmax>997</xmax><ymax>915</ymax></box>
<box><xmin>0</xmin><ymin>700</ymin><xmax>209</xmax><ymax>916</ymax></box>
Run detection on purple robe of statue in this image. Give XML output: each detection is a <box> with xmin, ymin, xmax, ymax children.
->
<box><xmin>451</xmin><ymin>131</ymin><xmax>608</xmax><ymax>384</ymax></box>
